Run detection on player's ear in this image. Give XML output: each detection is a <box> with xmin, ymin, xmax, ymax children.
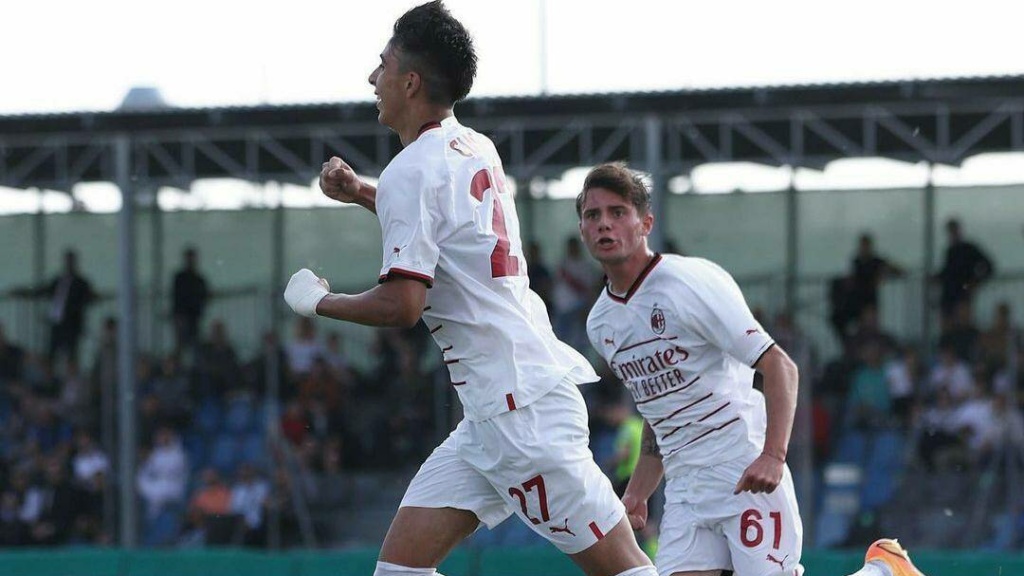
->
<box><xmin>405</xmin><ymin>71</ymin><xmax>422</xmax><ymax>98</ymax></box>
<box><xmin>642</xmin><ymin>212</ymin><xmax>654</xmax><ymax>235</ymax></box>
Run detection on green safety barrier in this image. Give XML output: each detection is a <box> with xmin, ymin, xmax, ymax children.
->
<box><xmin>0</xmin><ymin>547</ymin><xmax>1022</xmax><ymax>576</ymax></box>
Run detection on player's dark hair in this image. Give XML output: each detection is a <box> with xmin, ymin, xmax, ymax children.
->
<box><xmin>391</xmin><ymin>1</ymin><xmax>477</xmax><ymax>106</ymax></box>
<box><xmin>575</xmin><ymin>162</ymin><xmax>651</xmax><ymax>218</ymax></box>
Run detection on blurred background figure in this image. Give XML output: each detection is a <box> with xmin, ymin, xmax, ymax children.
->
<box><xmin>171</xmin><ymin>247</ymin><xmax>209</xmax><ymax>355</ymax></box>
<box><xmin>935</xmin><ymin>218</ymin><xmax>994</xmax><ymax>322</ymax></box>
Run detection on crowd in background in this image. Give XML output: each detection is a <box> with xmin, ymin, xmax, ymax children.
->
<box><xmin>0</xmin><ymin>217</ymin><xmax>1021</xmax><ymax>550</ymax></box>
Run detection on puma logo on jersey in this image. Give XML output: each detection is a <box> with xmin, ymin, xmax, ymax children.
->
<box><xmin>604</xmin><ymin>337</ymin><xmax>615</xmax><ymax>346</ymax></box>
<box><xmin>745</xmin><ymin>328</ymin><xmax>761</xmax><ymax>336</ymax></box>
<box><xmin>549</xmin><ymin>518</ymin><xmax>576</xmax><ymax>537</ymax></box>
<box><xmin>393</xmin><ymin>247</ymin><xmax>402</xmax><ymax>254</ymax></box>
<box><xmin>766</xmin><ymin>553</ymin><xmax>788</xmax><ymax>570</ymax></box>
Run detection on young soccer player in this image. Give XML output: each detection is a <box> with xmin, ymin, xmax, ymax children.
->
<box><xmin>577</xmin><ymin>162</ymin><xmax>925</xmax><ymax>576</ymax></box>
<box><xmin>284</xmin><ymin>3</ymin><xmax>655</xmax><ymax>576</ymax></box>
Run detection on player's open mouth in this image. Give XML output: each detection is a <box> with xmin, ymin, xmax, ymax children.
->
<box><xmin>597</xmin><ymin>237</ymin><xmax>615</xmax><ymax>248</ymax></box>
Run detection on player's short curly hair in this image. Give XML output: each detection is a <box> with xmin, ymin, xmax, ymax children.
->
<box><xmin>575</xmin><ymin>162</ymin><xmax>652</xmax><ymax>218</ymax></box>
<box><xmin>391</xmin><ymin>1</ymin><xmax>477</xmax><ymax>106</ymax></box>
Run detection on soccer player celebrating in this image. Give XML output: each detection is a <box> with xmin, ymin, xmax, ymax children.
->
<box><xmin>577</xmin><ymin>163</ymin><xmax>925</xmax><ymax>576</ymax></box>
<box><xmin>283</xmin><ymin>3</ymin><xmax>656</xmax><ymax>576</ymax></box>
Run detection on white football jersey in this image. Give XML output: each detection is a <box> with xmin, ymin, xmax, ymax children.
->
<box><xmin>587</xmin><ymin>254</ymin><xmax>774</xmax><ymax>473</ymax></box>
<box><xmin>376</xmin><ymin>116</ymin><xmax>598</xmax><ymax>421</ymax></box>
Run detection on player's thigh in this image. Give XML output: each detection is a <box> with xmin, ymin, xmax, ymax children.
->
<box><xmin>568</xmin><ymin>515</ymin><xmax>653</xmax><ymax>576</ymax></box>
<box><xmin>657</xmin><ymin>500</ymin><xmax>732</xmax><ymax>576</ymax></box>
<box><xmin>720</xmin><ymin>465</ymin><xmax>804</xmax><ymax>576</ymax></box>
<box><xmin>378</xmin><ymin>506</ymin><xmax>480</xmax><ymax>568</ymax></box>
<box><xmin>469</xmin><ymin>382</ymin><xmax>628</xmax><ymax>555</ymax></box>
<box><xmin>387</xmin><ymin>425</ymin><xmax>512</xmax><ymax>567</ymax></box>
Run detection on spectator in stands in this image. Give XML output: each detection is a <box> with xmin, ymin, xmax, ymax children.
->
<box><xmin>37</xmin><ymin>250</ymin><xmax>97</xmax><ymax>366</ymax></box>
<box><xmin>0</xmin><ymin>323</ymin><xmax>26</xmax><ymax>384</ymax></box>
<box><xmin>551</xmin><ymin>236</ymin><xmax>600</xmax><ymax>352</ymax></box>
<box><xmin>322</xmin><ymin>331</ymin><xmax>359</xmax><ymax>390</ymax></box>
<box><xmin>71</xmin><ymin>430</ymin><xmax>109</xmax><ymax>493</ymax></box>
<box><xmin>846</xmin><ymin>340</ymin><xmax>892</xmax><ymax>430</ymax></box>
<box><xmin>916</xmin><ymin>387</ymin><xmax>967</xmax><ymax>471</ymax></box>
<box><xmin>526</xmin><ymin>241</ymin><xmax>554</xmax><ymax>313</ymax></box>
<box><xmin>976</xmin><ymin>392</ymin><xmax>1024</xmax><ymax>467</ymax></box>
<box><xmin>136</xmin><ymin>427</ymin><xmax>188</xmax><ymax>522</ymax></box>
<box><xmin>195</xmin><ymin>320</ymin><xmax>241</xmax><ymax>399</ymax></box>
<box><xmin>280</xmin><ymin>400</ymin><xmax>309</xmax><ymax>447</ymax></box>
<box><xmin>189</xmin><ymin>468</ymin><xmax>232</xmax><ymax>518</ymax></box>
<box><xmin>285</xmin><ymin>317</ymin><xmax>325</xmax><ymax>378</ymax></box>
<box><xmin>939</xmin><ymin>301</ymin><xmax>981</xmax><ymax>363</ymax></box>
<box><xmin>950</xmin><ymin>383</ymin><xmax>999</xmax><ymax>468</ymax></box>
<box><xmin>229</xmin><ymin>463</ymin><xmax>270</xmax><ymax>547</ymax></box>
<box><xmin>245</xmin><ymin>331</ymin><xmax>289</xmax><ymax>401</ymax></box>
<box><xmin>928</xmin><ymin>342</ymin><xmax>975</xmax><ymax>402</ymax></box>
<box><xmin>935</xmin><ymin>218</ymin><xmax>994</xmax><ymax>321</ymax></box>
<box><xmin>89</xmin><ymin>316</ymin><xmax>118</xmax><ymax>402</ymax></box>
<box><xmin>171</xmin><ymin>246</ymin><xmax>209</xmax><ymax>354</ymax></box>
<box><xmin>56</xmin><ymin>359</ymin><xmax>93</xmax><ymax>429</ymax></box>
<box><xmin>884</xmin><ymin>347</ymin><xmax>923</xmax><ymax>427</ymax></box>
<box><xmin>848</xmin><ymin>232</ymin><xmax>904</xmax><ymax>321</ymax></box>
<box><xmin>0</xmin><ymin>490</ymin><xmax>25</xmax><ymax>545</ymax></box>
<box><xmin>847</xmin><ymin>304</ymin><xmax>898</xmax><ymax>360</ymax></box>
<box><xmin>22</xmin><ymin>457</ymin><xmax>83</xmax><ymax>546</ymax></box>
<box><xmin>980</xmin><ymin>301</ymin><xmax>1021</xmax><ymax>375</ymax></box>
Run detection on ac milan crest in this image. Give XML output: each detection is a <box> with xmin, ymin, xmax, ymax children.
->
<box><xmin>650</xmin><ymin>305</ymin><xmax>666</xmax><ymax>334</ymax></box>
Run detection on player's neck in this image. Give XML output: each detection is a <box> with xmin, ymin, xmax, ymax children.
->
<box><xmin>396</xmin><ymin>105</ymin><xmax>454</xmax><ymax>147</ymax></box>
<box><xmin>605</xmin><ymin>250</ymin><xmax>656</xmax><ymax>295</ymax></box>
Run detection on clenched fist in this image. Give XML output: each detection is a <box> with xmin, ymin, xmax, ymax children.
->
<box><xmin>284</xmin><ymin>268</ymin><xmax>330</xmax><ymax>317</ymax></box>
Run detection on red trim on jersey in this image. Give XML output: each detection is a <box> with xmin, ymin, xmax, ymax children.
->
<box><xmin>651</xmin><ymin>392</ymin><xmax>712</xmax><ymax>426</ymax></box>
<box><xmin>589</xmin><ymin>521</ymin><xmax>604</xmax><ymax>540</ymax></box>
<box><xmin>441</xmin><ymin>345</ymin><xmax>453</xmax><ymax>352</ymax></box>
<box><xmin>417</xmin><ymin>121</ymin><xmax>442</xmax><ymax>136</ymax></box>
<box><xmin>451</xmin><ymin>381</ymin><xmax>466</xmax><ymax>386</ymax></box>
<box><xmin>618</xmin><ymin>334</ymin><xmax>677</xmax><ymax>353</ymax></box>
<box><xmin>379</xmin><ymin>268</ymin><xmax>434</xmax><ymax>287</ymax></box>
<box><xmin>697</xmin><ymin>402</ymin><xmax>731</xmax><ymax>423</ymax></box>
<box><xmin>444</xmin><ymin>358</ymin><xmax>460</xmax><ymax>365</ymax></box>
<box><xmin>506</xmin><ymin>393</ymin><xmax>517</xmax><ymax>411</ymax></box>
<box><xmin>423</xmin><ymin>306</ymin><xmax>432</xmax><ymax>311</ymax></box>
<box><xmin>664</xmin><ymin>417</ymin><xmax>742</xmax><ymax>456</ymax></box>
<box><xmin>636</xmin><ymin>376</ymin><xmax>701</xmax><ymax>405</ymax></box>
<box><xmin>606</xmin><ymin>253</ymin><xmax>662</xmax><ymax>303</ymax></box>
<box><xmin>430</xmin><ymin>324</ymin><xmax>443</xmax><ymax>334</ymax></box>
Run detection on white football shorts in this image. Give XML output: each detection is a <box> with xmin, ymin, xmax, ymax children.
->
<box><xmin>400</xmin><ymin>378</ymin><xmax>626</xmax><ymax>554</ymax></box>
<box><xmin>657</xmin><ymin>455</ymin><xmax>804</xmax><ymax>576</ymax></box>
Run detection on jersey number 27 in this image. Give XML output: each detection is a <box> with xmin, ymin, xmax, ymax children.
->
<box><xmin>470</xmin><ymin>166</ymin><xmax>522</xmax><ymax>278</ymax></box>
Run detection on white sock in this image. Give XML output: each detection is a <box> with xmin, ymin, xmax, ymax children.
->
<box><xmin>373</xmin><ymin>561</ymin><xmax>440</xmax><ymax>576</ymax></box>
<box><xmin>614</xmin><ymin>566</ymin><xmax>658</xmax><ymax>576</ymax></box>
<box><xmin>847</xmin><ymin>561</ymin><xmax>890</xmax><ymax>576</ymax></box>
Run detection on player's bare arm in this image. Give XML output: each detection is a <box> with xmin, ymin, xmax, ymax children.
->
<box><xmin>319</xmin><ymin>156</ymin><xmax>378</xmax><ymax>214</ymax></box>
<box><xmin>734</xmin><ymin>345</ymin><xmax>798</xmax><ymax>495</ymax></box>
<box><xmin>621</xmin><ymin>420</ymin><xmax>664</xmax><ymax>530</ymax></box>
<box><xmin>284</xmin><ymin>268</ymin><xmax>425</xmax><ymax>328</ymax></box>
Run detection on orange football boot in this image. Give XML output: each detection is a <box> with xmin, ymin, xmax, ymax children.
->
<box><xmin>864</xmin><ymin>538</ymin><xmax>925</xmax><ymax>576</ymax></box>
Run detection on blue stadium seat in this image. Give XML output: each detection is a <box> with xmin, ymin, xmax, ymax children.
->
<box><xmin>224</xmin><ymin>397</ymin><xmax>256</xmax><ymax>434</ymax></box>
<box><xmin>195</xmin><ymin>399</ymin><xmax>223</xmax><ymax>435</ymax></box>
<box><xmin>210</xmin><ymin>434</ymin><xmax>240</xmax><ymax>475</ymax></box>
<box><xmin>833</xmin><ymin>431</ymin><xmax>868</xmax><ymax>465</ymax></box>
<box><xmin>142</xmin><ymin>505</ymin><xmax>184</xmax><ymax>547</ymax></box>
<box><xmin>240</xmin><ymin>432</ymin><xmax>268</xmax><ymax>469</ymax></box>
<box><xmin>181</xmin><ymin>432</ymin><xmax>207</xmax><ymax>472</ymax></box>
<box><xmin>859</xmin><ymin>430</ymin><xmax>906</xmax><ymax>510</ymax></box>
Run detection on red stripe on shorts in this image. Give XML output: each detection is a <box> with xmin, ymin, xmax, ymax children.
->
<box><xmin>589</xmin><ymin>521</ymin><xmax>604</xmax><ymax>540</ymax></box>
<box><xmin>505</xmin><ymin>393</ymin><xmax>517</xmax><ymax>411</ymax></box>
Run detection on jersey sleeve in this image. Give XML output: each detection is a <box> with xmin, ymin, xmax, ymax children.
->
<box><xmin>376</xmin><ymin>165</ymin><xmax>441</xmax><ymax>287</ymax></box>
<box><xmin>683</xmin><ymin>261</ymin><xmax>774</xmax><ymax>367</ymax></box>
